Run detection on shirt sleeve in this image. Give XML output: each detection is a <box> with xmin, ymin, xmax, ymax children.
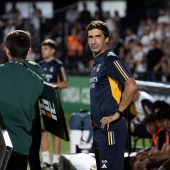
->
<box><xmin>57</xmin><ymin>63</ymin><xmax>68</xmax><ymax>82</ymax></box>
<box><xmin>157</xmin><ymin>130</ymin><xmax>167</xmax><ymax>150</ymax></box>
<box><xmin>105</xmin><ymin>55</ymin><xmax>132</xmax><ymax>84</ymax></box>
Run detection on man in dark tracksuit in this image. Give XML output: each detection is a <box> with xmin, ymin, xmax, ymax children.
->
<box><xmin>39</xmin><ymin>39</ymin><xmax>68</xmax><ymax>169</ymax></box>
<box><xmin>86</xmin><ymin>20</ymin><xmax>138</xmax><ymax>170</ymax></box>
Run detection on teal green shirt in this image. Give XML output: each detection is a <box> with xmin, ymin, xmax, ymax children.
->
<box><xmin>0</xmin><ymin>60</ymin><xmax>44</xmax><ymax>155</ymax></box>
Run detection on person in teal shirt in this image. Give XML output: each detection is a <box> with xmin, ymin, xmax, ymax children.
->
<box><xmin>0</xmin><ymin>30</ymin><xmax>44</xmax><ymax>170</ymax></box>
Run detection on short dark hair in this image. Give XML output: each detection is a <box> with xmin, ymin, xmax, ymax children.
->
<box><xmin>156</xmin><ymin>107</ymin><xmax>170</xmax><ymax>120</ymax></box>
<box><xmin>5</xmin><ymin>30</ymin><xmax>31</xmax><ymax>59</ymax></box>
<box><xmin>142</xmin><ymin>114</ymin><xmax>156</xmax><ymax>125</ymax></box>
<box><xmin>152</xmin><ymin>100</ymin><xmax>169</xmax><ymax>113</ymax></box>
<box><xmin>41</xmin><ymin>39</ymin><xmax>57</xmax><ymax>50</ymax></box>
<box><xmin>86</xmin><ymin>20</ymin><xmax>111</xmax><ymax>38</ymax></box>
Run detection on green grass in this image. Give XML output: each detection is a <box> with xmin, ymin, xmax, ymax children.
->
<box><xmin>47</xmin><ymin>113</ymin><xmax>71</xmax><ymax>159</ymax></box>
<box><xmin>56</xmin><ymin>113</ymin><xmax>71</xmax><ymax>154</ymax></box>
<box><xmin>131</xmin><ymin>136</ymin><xmax>151</xmax><ymax>151</ymax></box>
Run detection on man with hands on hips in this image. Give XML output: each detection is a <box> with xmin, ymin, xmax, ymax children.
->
<box><xmin>86</xmin><ymin>20</ymin><xmax>138</xmax><ymax>170</ymax></box>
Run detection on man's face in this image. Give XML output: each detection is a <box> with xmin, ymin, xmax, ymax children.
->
<box><xmin>145</xmin><ymin>122</ymin><xmax>157</xmax><ymax>134</ymax></box>
<box><xmin>41</xmin><ymin>45</ymin><xmax>55</xmax><ymax>60</ymax></box>
<box><xmin>87</xmin><ymin>29</ymin><xmax>109</xmax><ymax>58</ymax></box>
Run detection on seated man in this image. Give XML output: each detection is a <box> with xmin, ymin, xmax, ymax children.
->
<box><xmin>147</xmin><ymin>106</ymin><xmax>170</xmax><ymax>170</ymax></box>
<box><xmin>132</xmin><ymin>112</ymin><xmax>168</xmax><ymax>170</ymax></box>
<box><xmin>133</xmin><ymin>105</ymin><xmax>170</xmax><ymax>170</ymax></box>
<box><xmin>130</xmin><ymin>90</ymin><xmax>154</xmax><ymax>138</ymax></box>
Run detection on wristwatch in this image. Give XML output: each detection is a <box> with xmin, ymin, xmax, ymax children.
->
<box><xmin>115</xmin><ymin>109</ymin><xmax>124</xmax><ymax>117</ymax></box>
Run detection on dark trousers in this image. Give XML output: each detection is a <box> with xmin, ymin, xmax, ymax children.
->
<box><xmin>6</xmin><ymin>151</ymin><xmax>28</xmax><ymax>170</ymax></box>
<box><xmin>29</xmin><ymin>118</ymin><xmax>41</xmax><ymax>170</ymax></box>
<box><xmin>93</xmin><ymin>118</ymin><xmax>128</xmax><ymax>170</ymax></box>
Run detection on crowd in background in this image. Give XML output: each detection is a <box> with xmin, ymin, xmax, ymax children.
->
<box><xmin>0</xmin><ymin>2</ymin><xmax>170</xmax><ymax>82</ymax></box>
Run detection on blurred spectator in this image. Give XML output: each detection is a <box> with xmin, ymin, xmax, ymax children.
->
<box><xmin>155</xmin><ymin>8</ymin><xmax>170</xmax><ymax>44</ymax></box>
<box><xmin>30</xmin><ymin>3</ymin><xmax>42</xmax><ymax>51</ymax></box>
<box><xmin>148</xmin><ymin>21</ymin><xmax>157</xmax><ymax>41</ymax></box>
<box><xmin>124</xmin><ymin>27</ymin><xmax>138</xmax><ymax>47</ymax></box>
<box><xmin>77</xmin><ymin>2</ymin><xmax>92</xmax><ymax>27</ymax></box>
<box><xmin>161</xmin><ymin>41</ymin><xmax>170</xmax><ymax>82</ymax></box>
<box><xmin>157</xmin><ymin>8</ymin><xmax>170</xmax><ymax>25</ymax></box>
<box><xmin>133</xmin><ymin>42</ymin><xmax>146</xmax><ymax>80</ymax></box>
<box><xmin>137</xmin><ymin>19</ymin><xmax>146</xmax><ymax>38</ymax></box>
<box><xmin>15</xmin><ymin>16</ymin><xmax>24</xmax><ymax>30</ymax></box>
<box><xmin>146</xmin><ymin>17</ymin><xmax>155</xmax><ymax>28</ymax></box>
<box><xmin>123</xmin><ymin>38</ymin><xmax>138</xmax><ymax>72</ymax></box>
<box><xmin>104</xmin><ymin>11</ymin><xmax>116</xmax><ymax>33</ymax></box>
<box><xmin>93</xmin><ymin>11</ymin><xmax>101</xmax><ymax>20</ymax></box>
<box><xmin>120</xmin><ymin>9</ymin><xmax>134</xmax><ymax>38</ymax></box>
<box><xmin>31</xmin><ymin>4</ymin><xmax>42</xmax><ymax>33</ymax></box>
<box><xmin>3</xmin><ymin>20</ymin><xmax>16</xmax><ymax>39</ymax></box>
<box><xmin>140</xmin><ymin>26</ymin><xmax>151</xmax><ymax>55</ymax></box>
<box><xmin>146</xmin><ymin>39</ymin><xmax>166</xmax><ymax>81</ymax></box>
<box><xmin>155</xmin><ymin>22</ymin><xmax>168</xmax><ymax>44</ymax></box>
<box><xmin>65</xmin><ymin>5</ymin><xmax>79</xmax><ymax>23</ymax></box>
<box><xmin>24</xmin><ymin>18</ymin><xmax>35</xmax><ymax>35</ymax></box>
<box><xmin>125</xmin><ymin>38</ymin><xmax>137</xmax><ymax>57</ymax></box>
<box><xmin>66</xmin><ymin>27</ymin><xmax>83</xmax><ymax>70</ymax></box>
<box><xmin>81</xmin><ymin>39</ymin><xmax>93</xmax><ymax>70</ymax></box>
<box><xmin>109</xmin><ymin>30</ymin><xmax>124</xmax><ymax>59</ymax></box>
<box><xmin>113</xmin><ymin>10</ymin><xmax>120</xmax><ymax>29</ymax></box>
<box><xmin>49</xmin><ymin>21</ymin><xmax>64</xmax><ymax>59</ymax></box>
<box><xmin>123</xmin><ymin>49</ymin><xmax>134</xmax><ymax>73</ymax></box>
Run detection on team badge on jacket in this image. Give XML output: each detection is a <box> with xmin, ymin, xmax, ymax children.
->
<box><xmin>96</xmin><ymin>64</ymin><xmax>101</xmax><ymax>72</ymax></box>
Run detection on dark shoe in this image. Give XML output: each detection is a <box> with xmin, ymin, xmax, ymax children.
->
<box><xmin>41</xmin><ymin>162</ymin><xmax>51</xmax><ymax>169</ymax></box>
<box><xmin>50</xmin><ymin>163</ymin><xmax>59</xmax><ymax>170</ymax></box>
